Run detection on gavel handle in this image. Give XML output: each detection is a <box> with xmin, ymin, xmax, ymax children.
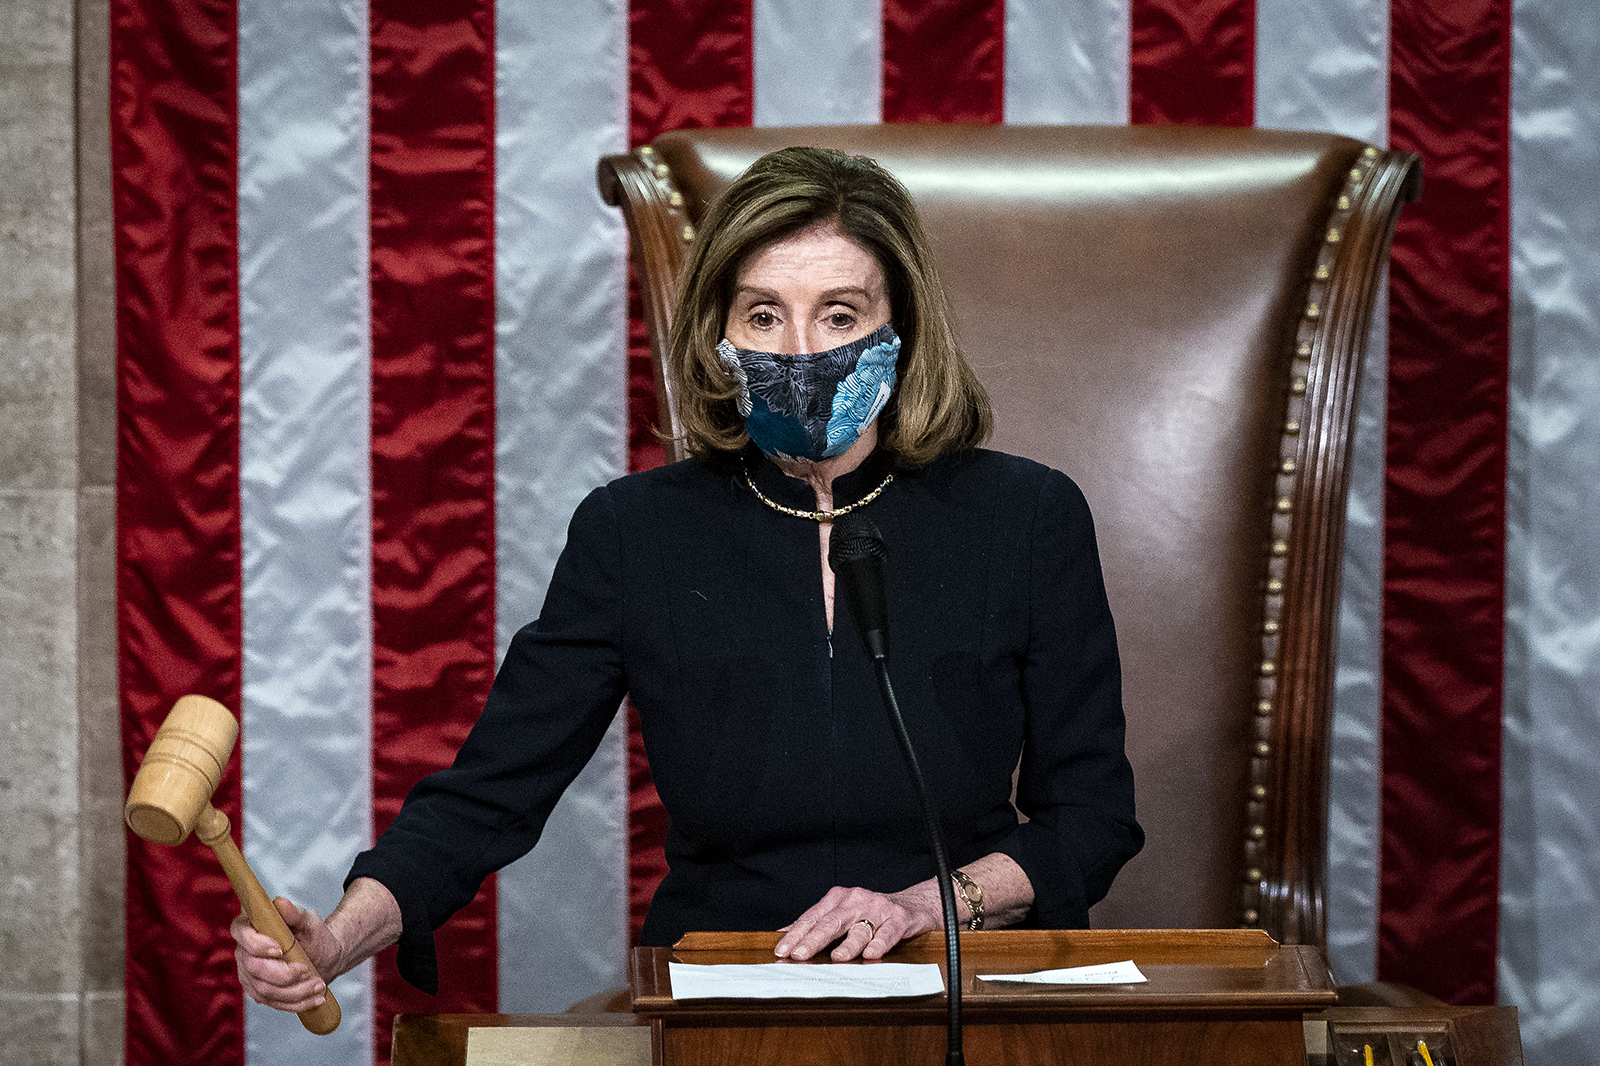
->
<box><xmin>196</xmin><ymin>806</ymin><xmax>342</xmax><ymax>1035</ymax></box>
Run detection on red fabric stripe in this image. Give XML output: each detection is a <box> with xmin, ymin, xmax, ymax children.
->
<box><xmin>624</xmin><ymin>0</ymin><xmax>753</xmax><ymax>941</ymax></box>
<box><xmin>1378</xmin><ymin>0</ymin><xmax>1511</xmax><ymax>1006</ymax></box>
<box><xmin>369</xmin><ymin>0</ymin><xmax>499</xmax><ymax>1055</ymax></box>
<box><xmin>627</xmin><ymin>0</ymin><xmax>752</xmax><ymax>475</ymax></box>
<box><xmin>626</xmin><ymin>702</ymin><xmax>670</xmax><ymax>942</ymax></box>
<box><xmin>111</xmin><ymin>0</ymin><xmax>243</xmax><ymax>1062</ymax></box>
<box><xmin>882</xmin><ymin>0</ymin><xmax>1005</xmax><ymax>124</ymax></box>
<box><xmin>1128</xmin><ymin>0</ymin><xmax>1255</xmax><ymax>126</ymax></box>
<box><xmin>628</xmin><ymin>0</ymin><xmax>752</xmax><ymax>150</ymax></box>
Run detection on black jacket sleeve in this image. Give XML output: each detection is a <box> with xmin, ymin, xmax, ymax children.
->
<box><xmin>991</xmin><ymin>468</ymin><xmax>1143</xmax><ymax>926</ymax></box>
<box><xmin>346</xmin><ymin>485</ymin><xmax>627</xmax><ymax>993</ymax></box>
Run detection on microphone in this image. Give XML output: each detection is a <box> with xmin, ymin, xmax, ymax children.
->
<box><xmin>827</xmin><ymin>514</ymin><xmax>889</xmax><ymax>661</ymax></box>
<box><xmin>828</xmin><ymin>512</ymin><xmax>965</xmax><ymax>1066</ymax></box>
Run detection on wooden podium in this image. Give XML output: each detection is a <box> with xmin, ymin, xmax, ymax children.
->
<box><xmin>632</xmin><ymin>928</ymin><xmax>1334</xmax><ymax>1065</ymax></box>
<box><xmin>397</xmin><ymin>928</ymin><xmax>1398</xmax><ymax>1065</ymax></box>
<box><xmin>393</xmin><ymin>930</ymin><xmax>1526</xmax><ymax>1065</ymax></box>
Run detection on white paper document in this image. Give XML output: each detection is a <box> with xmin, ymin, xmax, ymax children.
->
<box><xmin>668</xmin><ymin>961</ymin><xmax>945</xmax><ymax>999</ymax></box>
<box><xmin>977</xmin><ymin>959</ymin><xmax>1147</xmax><ymax>985</ymax></box>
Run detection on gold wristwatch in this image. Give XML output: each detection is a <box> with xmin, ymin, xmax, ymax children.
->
<box><xmin>951</xmin><ymin>869</ymin><xmax>985</xmax><ymax>930</ymax></box>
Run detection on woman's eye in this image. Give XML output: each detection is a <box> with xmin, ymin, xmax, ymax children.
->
<box><xmin>828</xmin><ymin>311</ymin><xmax>856</xmax><ymax>328</ymax></box>
<box><xmin>749</xmin><ymin>311</ymin><xmax>776</xmax><ymax>329</ymax></box>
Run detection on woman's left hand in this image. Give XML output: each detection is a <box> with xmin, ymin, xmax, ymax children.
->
<box><xmin>776</xmin><ymin>883</ymin><xmax>943</xmax><ymax>962</ymax></box>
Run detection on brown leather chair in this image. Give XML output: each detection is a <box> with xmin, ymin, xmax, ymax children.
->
<box><xmin>598</xmin><ymin>125</ymin><xmax>1420</xmax><ymax>954</ymax></box>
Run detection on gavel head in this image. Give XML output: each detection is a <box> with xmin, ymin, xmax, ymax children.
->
<box><xmin>125</xmin><ymin>695</ymin><xmax>239</xmax><ymax>846</ymax></box>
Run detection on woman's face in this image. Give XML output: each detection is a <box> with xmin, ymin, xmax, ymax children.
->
<box><xmin>725</xmin><ymin>222</ymin><xmax>891</xmax><ymax>355</ymax></box>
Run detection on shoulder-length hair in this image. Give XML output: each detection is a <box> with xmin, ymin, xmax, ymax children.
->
<box><xmin>667</xmin><ymin>145</ymin><xmax>992</xmax><ymax>465</ymax></box>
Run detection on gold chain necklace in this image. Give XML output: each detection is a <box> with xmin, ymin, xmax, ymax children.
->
<box><xmin>743</xmin><ymin>471</ymin><xmax>894</xmax><ymax>522</ymax></box>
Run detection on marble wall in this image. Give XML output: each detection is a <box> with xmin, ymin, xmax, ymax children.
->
<box><xmin>0</xmin><ymin>0</ymin><xmax>123</xmax><ymax>1062</ymax></box>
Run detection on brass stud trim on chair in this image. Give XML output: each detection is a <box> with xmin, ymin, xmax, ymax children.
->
<box><xmin>1240</xmin><ymin>142</ymin><xmax>1383</xmax><ymax>934</ymax></box>
<box><xmin>631</xmin><ymin>146</ymin><xmax>695</xmax><ymax>254</ymax></box>
<box><xmin>1238</xmin><ymin>139</ymin><xmax>1407</xmax><ymax>939</ymax></box>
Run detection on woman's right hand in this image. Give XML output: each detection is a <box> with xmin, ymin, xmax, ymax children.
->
<box><xmin>231</xmin><ymin>878</ymin><xmax>402</xmax><ymax>1013</ymax></box>
<box><xmin>231</xmin><ymin>896</ymin><xmax>340</xmax><ymax>1013</ymax></box>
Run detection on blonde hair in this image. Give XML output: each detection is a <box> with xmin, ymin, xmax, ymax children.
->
<box><xmin>668</xmin><ymin>146</ymin><xmax>991</xmax><ymax>465</ymax></box>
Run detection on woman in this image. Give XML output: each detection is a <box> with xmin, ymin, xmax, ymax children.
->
<box><xmin>234</xmin><ymin>146</ymin><xmax>1142</xmax><ymax>1012</ymax></box>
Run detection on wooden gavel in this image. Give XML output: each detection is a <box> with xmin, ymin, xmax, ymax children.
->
<box><xmin>125</xmin><ymin>695</ymin><xmax>342</xmax><ymax>1035</ymax></box>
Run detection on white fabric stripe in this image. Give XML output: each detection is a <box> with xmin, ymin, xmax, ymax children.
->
<box><xmin>1324</xmin><ymin>294</ymin><xmax>1386</xmax><ymax>986</ymax></box>
<box><xmin>1503</xmin><ymin>3</ymin><xmax>1600</xmax><ymax>1062</ymax></box>
<box><xmin>754</xmin><ymin>0</ymin><xmax>881</xmax><ymax>125</ymax></box>
<box><xmin>236</xmin><ymin>0</ymin><xmax>373</xmax><ymax>1060</ymax></box>
<box><xmin>1254</xmin><ymin>0</ymin><xmax>1388</xmax><ymax>143</ymax></box>
<box><xmin>1004</xmin><ymin>0</ymin><xmax>1129</xmax><ymax>125</ymax></box>
<box><xmin>1254</xmin><ymin>0</ymin><xmax>1389</xmax><ymax>986</ymax></box>
<box><xmin>493</xmin><ymin>0</ymin><xmax>631</xmax><ymax>1012</ymax></box>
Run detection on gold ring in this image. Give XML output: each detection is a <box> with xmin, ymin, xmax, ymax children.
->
<box><xmin>854</xmin><ymin>919</ymin><xmax>876</xmax><ymax>938</ymax></box>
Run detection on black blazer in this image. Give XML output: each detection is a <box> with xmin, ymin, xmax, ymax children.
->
<box><xmin>351</xmin><ymin>446</ymin><xmax>1142</xmax><ymax>993</ymax></box>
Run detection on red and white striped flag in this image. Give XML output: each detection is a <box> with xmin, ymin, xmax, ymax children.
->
<box><xmin>112</xmin><ymin>1</ymin><xmax>1599</xmax><ymax>1064</ymax></box>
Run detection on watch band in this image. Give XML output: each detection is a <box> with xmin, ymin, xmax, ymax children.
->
<box><xmin>951</xmin><ymin>868</ymin><xmax>985</xmax><ymax>930</ymax></box>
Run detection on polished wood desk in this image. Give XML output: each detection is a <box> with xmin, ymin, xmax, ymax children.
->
<box><xmin>398</xmin><ymin>929</ymin><xmax>1339</xmax><ymax>1066</ymax></box>
<box><xmin>393</xmin><ymin>932</ymin><xmax>1525</xmax><ymax>1066</ymax></box>
<box><xmin>632</xmin><ymin>928</ymin><xmax>1334</xmax><ymax>1065</ymax></box>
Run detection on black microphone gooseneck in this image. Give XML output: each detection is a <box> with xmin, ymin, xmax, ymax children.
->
<box><xmin>829</xmin><ymin>512</ymin><xmax>964</xmax><ymax>1066</ymax></box>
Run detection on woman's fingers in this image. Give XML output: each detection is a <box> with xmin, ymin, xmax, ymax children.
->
<box><xmin>775</xmin><ymin>886</ymin><xmax>914</xmax><ymax>962</ymax></box>
<box><xmin>234</xmin><ymin>941</ymin><xmax>327</xmax><ymax>1010</ymax></box>
<box><xmin>857</xmin><ymin>907</ymin><xmax>912</xmax><ymax>960</ymax></box>
<box><xmin>275</xmin><ymin>895</ymin><xmax>321</xmax><ymax>936</ymax></box>
<box><xmin>231</xmin><ymin>899</ymin><xmax>330</xmax><ymax>1012</ymax></box>
<box><xmin>229</xmin><ymin>911</ymin><xmax>282</xmax><ymax>958</ymax></box>
<box><xmin>831</xmin><ymin>917</ymin><xmax>879</xmax><ymax>962</ymax></box>
<box><xmin>774</xmin><ymin>886</ymin><xmax>850</xmax><ymax>959</ymax></box>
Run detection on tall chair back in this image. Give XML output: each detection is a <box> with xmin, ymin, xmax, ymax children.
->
<box><xmin>599</xmin><ymin>125</ymin><xmax>1419</xmax><ymax>947</ymax></box>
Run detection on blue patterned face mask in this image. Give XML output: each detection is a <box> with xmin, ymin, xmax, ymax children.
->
<box><xmin>716</xmin><ymin>324</ymin><xmax>900</xmax><ymax>462</ymax></box>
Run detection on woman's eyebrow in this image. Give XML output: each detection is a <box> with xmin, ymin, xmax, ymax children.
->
<box><xmin>730</xmin><ymin>284</ymin><xmax>876</xmax><ymax>304</ymax></box>
<box><xmin>817</xmin><ymin>285</ymin><xmax>874</xmax><ymax>303</ymax></box>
